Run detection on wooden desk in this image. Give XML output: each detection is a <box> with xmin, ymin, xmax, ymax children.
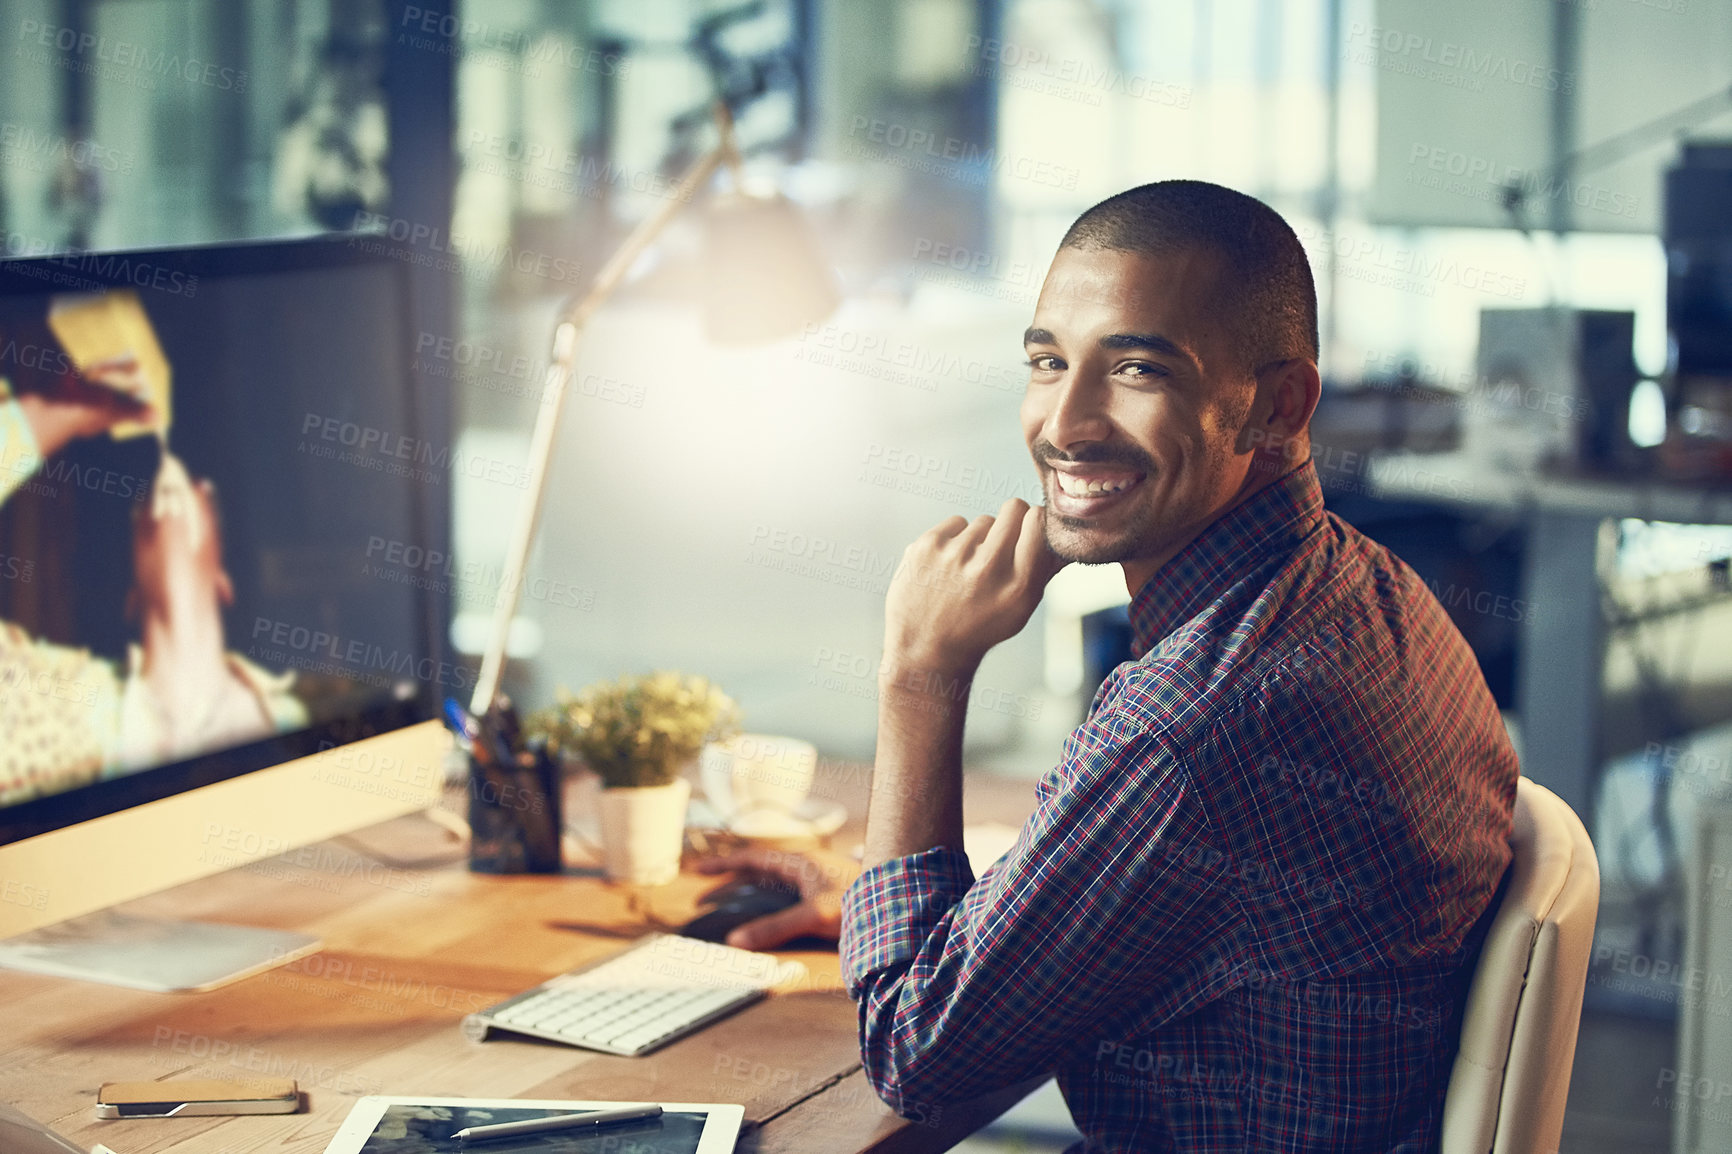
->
<box><xmin>0</xmin><ymin>769</ymin><xmax>1045</xmax><ymax>1153</ymax></box>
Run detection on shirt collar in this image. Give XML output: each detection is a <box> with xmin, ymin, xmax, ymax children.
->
<box><xmin>1127</xmin><ymin>460</ymin><xmax>1326</xmax><ymax>656</ymax></box>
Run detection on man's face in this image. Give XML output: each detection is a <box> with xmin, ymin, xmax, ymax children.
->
<box><xmin>1020</xmin><ymin>244</ymin><xmax>1258</xmax><ymax>569</ymax></box>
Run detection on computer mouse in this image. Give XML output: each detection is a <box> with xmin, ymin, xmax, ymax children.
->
<box><xmin>678</xmin><ymin>883</ymin><xmax>802</xmax><ymax>944</ymax></box>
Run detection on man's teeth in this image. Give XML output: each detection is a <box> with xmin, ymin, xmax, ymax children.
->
<box><xmin>1055</xmin><ymin>472</ymin><xmax>1138</xmax><ymax>497</ymax></box>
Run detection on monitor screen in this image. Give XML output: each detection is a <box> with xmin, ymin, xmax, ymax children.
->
<box><xmin>0</xmin><ymin>236</ymin><xmax>447</xmax><ymax>844</ymax></box>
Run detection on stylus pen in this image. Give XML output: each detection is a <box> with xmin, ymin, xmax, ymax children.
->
<box><xmin>452</xmin><ymin>1105</ymin><xmax>663</xmax><ymax>1143</ymax></box>
<box><xmin>443</xmin><ymin>697</ymin><xmax>479</xmax><ymax>745</ymax></box>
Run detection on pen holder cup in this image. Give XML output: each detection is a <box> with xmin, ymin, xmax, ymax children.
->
<box><xmin>467</xmin><ymin>747</ymin><xmax>563</xmax><ymax>874</ymax></box>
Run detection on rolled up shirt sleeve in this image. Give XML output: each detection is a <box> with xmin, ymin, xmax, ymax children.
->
<box><xmin>838</xmin><ymin>677</ymin><xmax>1245</xmax><ymax>1119</ymax></box>
<box><xmin>843</xmin><ymin>846</ymin><xmax>978</xmax><ymax>987</ymax></box>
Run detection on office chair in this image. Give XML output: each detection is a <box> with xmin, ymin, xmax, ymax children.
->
<box><xmin>1441</xmin><ymin>777</ymin><xmax>1601</xmax><ymax>1154</ymax></box>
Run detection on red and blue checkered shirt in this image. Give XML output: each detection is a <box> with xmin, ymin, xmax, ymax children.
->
<box><xmin>840</xmin><ymin>460</ymin><xmax>1518</xmax><ymax>1152</ymax></box>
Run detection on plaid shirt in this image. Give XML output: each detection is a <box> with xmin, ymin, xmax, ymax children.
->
<box><xmin>840</xmin><ymin>460</ymin><xmax>1518</xmax><ymax>1153</ymax></box>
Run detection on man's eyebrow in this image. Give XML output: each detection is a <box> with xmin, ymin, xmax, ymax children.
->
<box><xmin>1099</xmin><ymin>332</ymin><xmax>1188</xmax><ymax>359</ymax></box>
<box><xmin>1021</xmin><ymin>328</ymin><xmax>1191</xmax><ymax>362</ymax></box>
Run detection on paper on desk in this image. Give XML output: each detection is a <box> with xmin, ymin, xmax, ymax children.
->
<box><xmin>47</xmin><ymin>290</ymin><xmax>172</xmax><ymax>440</ymax></box>
<box><xmin>963</xmin><ymin>822</ymin><xmax>1022</xmax><ymax>876</ymax></box>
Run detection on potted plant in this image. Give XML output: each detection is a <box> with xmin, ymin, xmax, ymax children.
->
<box><xmin>530</xmin><ymin>671</ymin><xmax>740</xmax><ymax>885</ymax></box>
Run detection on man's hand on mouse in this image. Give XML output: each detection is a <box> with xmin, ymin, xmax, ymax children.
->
<box><xmin>695</xmin><ymin>847</ymin><xmax>861</xmax><ymax>950</ymax></box>
<box><xmin>882</xmin><ymin>498</ymin><xmax>1069</xmax><ymax>680</ymax></box>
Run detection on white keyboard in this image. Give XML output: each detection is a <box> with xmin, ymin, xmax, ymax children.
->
<box><xmin>461</xmin><ymin>933</ymin><xmax>805</xmax><ymax>1057</ymax></box>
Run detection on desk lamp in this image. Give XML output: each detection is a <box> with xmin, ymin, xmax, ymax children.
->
<box><xmin>467</xmin><ymin>104</ymin><xmax>840</xmax><ymax>720</ymax></box>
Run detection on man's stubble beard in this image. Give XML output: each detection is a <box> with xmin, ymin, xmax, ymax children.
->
<box><xmin>1041</xmin><ymin>477</ymin><xmax>1173</xmax><ymax>567</ymax></box>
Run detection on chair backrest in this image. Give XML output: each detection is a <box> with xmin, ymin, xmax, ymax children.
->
<box><xmin>1441</xmin><ymin>777</ymin><xmax>1601</xmax><ymax>1154</ymax></box>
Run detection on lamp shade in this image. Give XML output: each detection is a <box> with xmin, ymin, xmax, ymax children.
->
<box><xmin>702</xmin><ymin>190</ymin><xmax>840</xmax><ymax>345</ymax></box>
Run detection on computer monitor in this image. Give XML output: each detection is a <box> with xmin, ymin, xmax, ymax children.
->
<box><xmin>0</xmin><ymin>235</ymin><xmax>454</xmax><ymax>990</ymax></box>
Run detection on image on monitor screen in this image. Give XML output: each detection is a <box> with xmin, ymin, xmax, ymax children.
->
<box><xmin>0</xmin><ymin>238</ymin><xmax>447</xmax><ymax>844</ymax></box>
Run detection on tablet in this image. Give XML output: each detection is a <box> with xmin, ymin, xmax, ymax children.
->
<box><xmin>322</xmin><ymin>1097</ymin><xmax>744</xmax><ymax>1154</ymax></box>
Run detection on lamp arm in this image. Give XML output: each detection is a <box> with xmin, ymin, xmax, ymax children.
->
<box><xmin>468</xmin><ymin>139</ymin><xmax>731</xmax><ymax>716</ymax></box>
<box><xmin>1501</xmin><ymin>81</ymin><xmax>1732</xmax><ymax>228</ymax></box>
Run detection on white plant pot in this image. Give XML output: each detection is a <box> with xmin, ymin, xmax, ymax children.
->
<box><xmin>596</xmin><ymin>778</ymin><xmax>691</xmax><ymax>886</ymax></box>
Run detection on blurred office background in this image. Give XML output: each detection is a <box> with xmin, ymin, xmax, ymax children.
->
<box><xmin>4</xmin><ymin>1</ymin><xmax>1732</xmax><ymax>1150</ymax></box>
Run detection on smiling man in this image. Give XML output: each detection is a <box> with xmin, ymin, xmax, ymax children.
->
<box><xmin>837</xmin><ymin>181</ymin><xmax>1519</xmax><ymax>1152</ymax></box>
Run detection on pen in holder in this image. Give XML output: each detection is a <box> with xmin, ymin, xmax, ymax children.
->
<box><xmin>465</xmin><ymin>698</ymin><xmax>563</xmax><ymax>874</ymax></box>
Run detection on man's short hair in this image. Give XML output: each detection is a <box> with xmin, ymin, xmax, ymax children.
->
<box><xmin>1059</xmin><ymin>180</ymin><xmax>1319</xmax><ymax>372</ymax></box>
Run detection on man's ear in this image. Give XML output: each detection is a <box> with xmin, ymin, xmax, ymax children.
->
<box><xmin>1240</xmin><ymin>360</ymin><xmax>1316</xmax><ymax>467</ymax></box>
<box><xmin>1236</xmin><ymin>359</ymin><xmax>1321</xmax><ymax>456</ymax></box>
<box><xmin>216</xmin><ymin>568</ymin><xmax>235</xmax><ymax>608</ymax></box>
<box><xmin>1267</xmin><ymin>358</ymin><xmax>1321</xmax><ymax>436</ymax></box>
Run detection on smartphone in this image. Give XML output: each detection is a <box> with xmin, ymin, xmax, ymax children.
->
<box><xmin>94</xmin><ymin>1078</ymin><xmax>299</xmax><ymax>1119</ymax></box>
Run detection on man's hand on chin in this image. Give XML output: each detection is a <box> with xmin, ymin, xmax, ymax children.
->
<box><xmin>882</xmin><ymin>498</ymin><xmax>1069</xmax><ymax>679</ymax></box>
<box><xmin>863</xmin><ymin>499</ymin><xmax>1067</xmax><ymax>870</ymax></box>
